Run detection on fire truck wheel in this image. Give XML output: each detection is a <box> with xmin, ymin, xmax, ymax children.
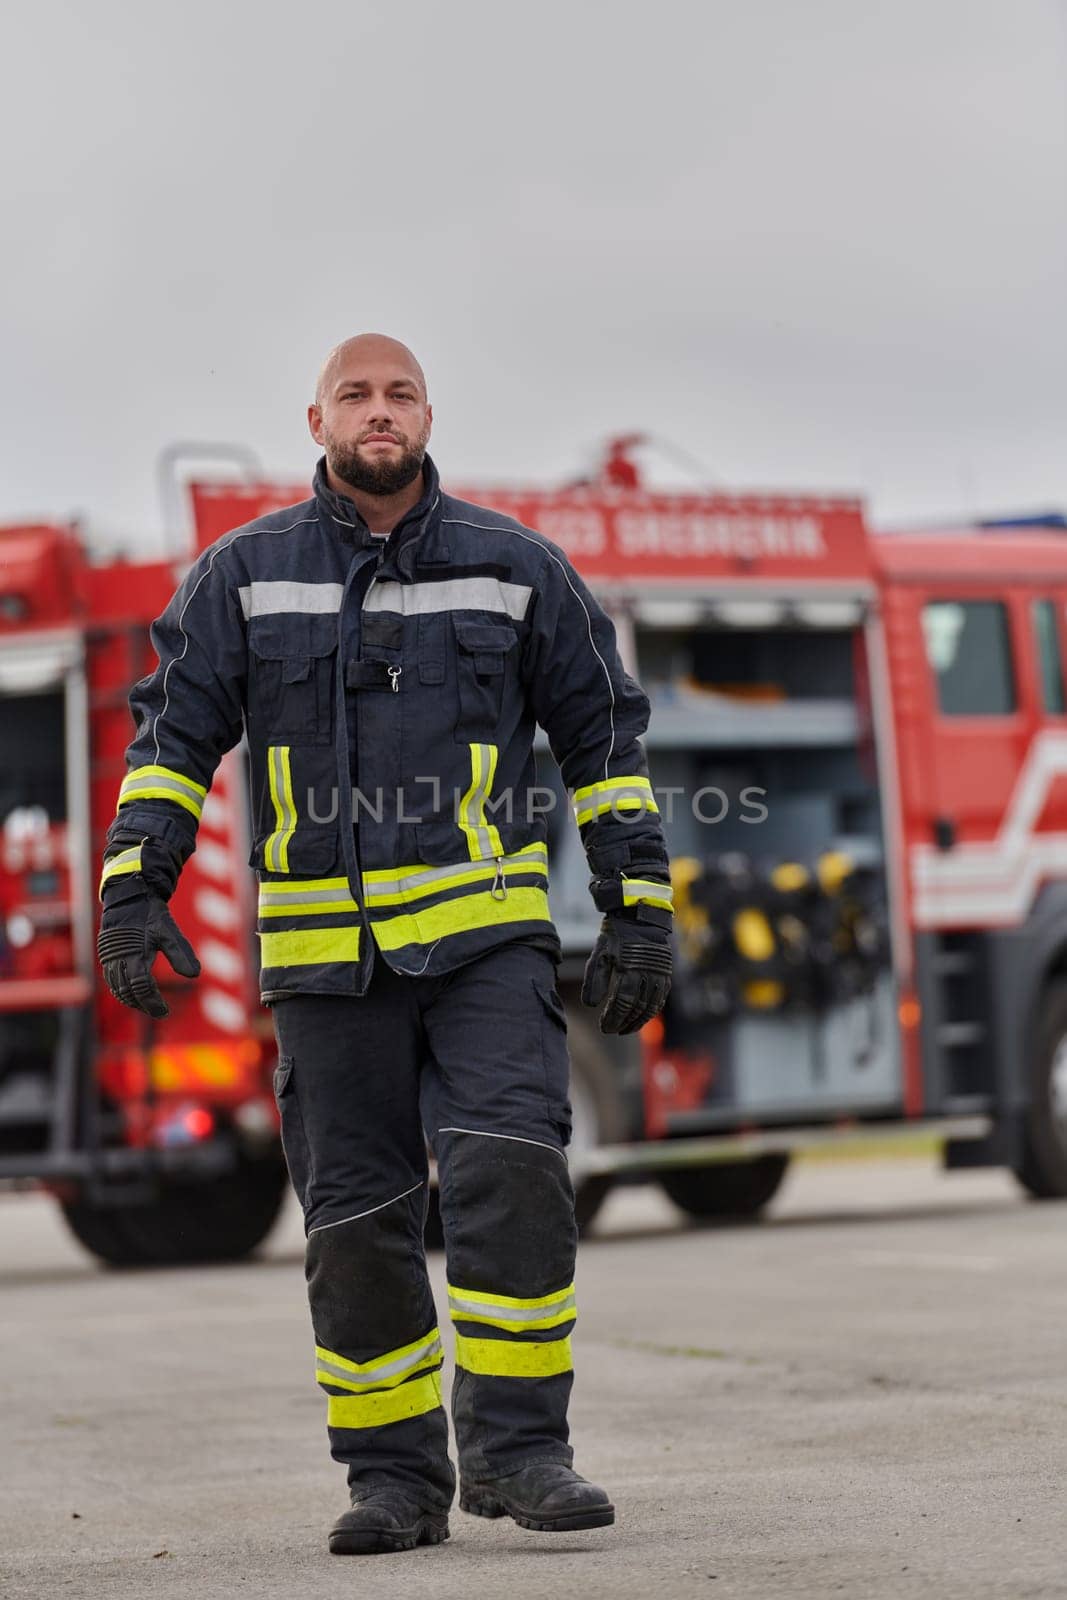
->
<box><xmin>1014</xmin><ymin>980</ymin><xmax>1067</xmax><ymax>1200</ymax></box>
<box><xmin>58</xmin><ymin>1199</ymin><xmax>154</xmax><ymax>1267</ymax></box>
<box><xmin>658</xmin><ymin>1154</ymin><xmax>790</xmax><ymax>1221</ymax></box>
<box><xmin>60</xmin><ymin>1156</ymin><xmax>289</xmax><ymax>1267</ymax></box>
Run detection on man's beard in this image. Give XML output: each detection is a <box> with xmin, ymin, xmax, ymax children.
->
<box><xmin>325</xmin><ymin>428</ymin><xmax>428</xmax><ymax>496</ymax></box>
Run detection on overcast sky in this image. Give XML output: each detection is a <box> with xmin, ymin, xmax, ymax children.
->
<box><xmin>2</xmin><ymin>0</ymin><xmax>1066</xmax><ymax>553</ymax></box>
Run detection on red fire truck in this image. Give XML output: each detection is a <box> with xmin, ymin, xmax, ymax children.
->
<box><xmin>4</xmin><ymin>450</ymin><xmax>1067</xmax><ymax>1261</ymax></box>
<box><xmin>0</xmin><ymin>522</ymin><xmax>286</xmax><ymax>1263</ymax></box>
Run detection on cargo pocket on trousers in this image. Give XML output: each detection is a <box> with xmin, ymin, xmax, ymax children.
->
<box><xmin>532</xmin><ymin>976</ymin><xmax>573</xmax><ymax>1149</ymax></box>
<box><xmin>273</xmin><ymin>1056</ymin><xmax>313</xmax><ymax>1211</ymax></box>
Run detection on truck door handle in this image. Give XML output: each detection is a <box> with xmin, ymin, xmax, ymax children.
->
<box><xmin>933</xmin><ymin>816</ymin><xmax>956</xmax><ymax>851</ymax></box>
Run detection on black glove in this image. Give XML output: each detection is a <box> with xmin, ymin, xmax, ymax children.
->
<box><xmin>581</xmin><ymin>914</ymin><xmax>673</xmax><ymax>1035</ymax></box>
<box><xmin>97</xmin><ymin>893</ymin><xmax>201</xmax><ymax>1018</ymax></box>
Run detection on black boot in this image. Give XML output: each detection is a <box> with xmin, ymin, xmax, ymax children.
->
<box><xmin>460</xmin><ymin>1463</ymin><xmax>614</xmax><ymax>1532</ymax></box>
<box><xmin>329</xmin><ymin>1487</ymin><xmax>450</xmax><ymax>1555</ymax></box>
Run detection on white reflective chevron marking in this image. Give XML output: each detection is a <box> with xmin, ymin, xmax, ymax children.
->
<box><xmin>198</xmin><ymin>939</ymin><xmax>244</xmax><ymax>982</ymax></box>
<box><xmin>194</xmin><ymin>888</ymin><xmax>239</xmax><ymax>930</ymax></box>
<box><xmin>193</xmin><ymin>839</ymin><xmax>233</xmax><ymax>882</ymax></box>
<box><xmin>238</xmin><ymin>581</ymin><xmax>344</xmax><ymax>618</ymax></box>
<box><xmin>200</xmin><ymin>987</ymin><xmax>247</xmax><ymax>1034</ymax></box>
<box><xmin>911</xmin><ymin>730</ymin><xmax>1067</xmax><ymax>926</ymax></box>
<box><xmin>199</xmin><ymin>794</ymin><xmax>230</xmax><ymax>833</ymax></box>
<box><xmin>363</xmin><ymin>577</ymin><xmax>531</xmax><ymax>619</ymax></box>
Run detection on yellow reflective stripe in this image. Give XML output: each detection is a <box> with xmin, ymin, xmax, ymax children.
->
<box><xmin>370</xmin><ymin>887</ymin><xmax>550</xmax><ymax>954</ymax></box>
<box><xmin>449</xmin><ymin>1305</ymin><xmax>576</xmax><ymax>1333</ymax></box>
<box><xmin>621</xmin><ymin>877</ymin><xmax>674</xmax><ymax>911</ymax></box>
<box><xmin>260</xmin><ymin>877</ymin><xmax>353</xmax><ymax>895</ymax></box>
<box><xmin>573</xmin><ymin>775</ymin><xmax>656</xmax><ymax>805</ymax></box>
<box><xmin>364</xmin><ymin>857</ymin><xmax>546</xmax><ymax>909</ymax></box>
<box><xmin>447</xmin><ymin>1281</ymin><xmax>575</xmax><ymax>1312</ymax></box>
<box><xmin>326</xmin><ymin>1369</ymin><xmax>443</xmax><ymax>1430</ymax></box>
<box><xmin>118</xmin><ymin>764</ymin><xmax>206</xmax><ymax>820</ymax></box>
<box><xmin>315</xmin><ymin>1329</ymin><xmax>442</xmax><ymax>1390</ymax></box>
<box><xmin>447</xmin><ymin>1278</ymin><xmax>576</xmax><ymax>1332</ymax></box>
<box><xmin>259</xmin><ymin>899</ymin><xmax>357</xmax><ymax>919</ymax></box>
<box><xmin>265</xmin><ymin>746</ymin><xmax>296</xmax><ymax>874</ymax></box>
<box><xmin>573</xmin><ymin>775</ymin><xmax>658</xmax><ymax>828</ymax></box>
<box><xmin>259</xmin><ymin>876</ymin><xmax>359</xmax><ymax>919</ymax></box>
<box><xmin>259</xmin><ymin>926</ymin><xmax>360</xmax><ymax>967</ymax></box>
<box><xmin>98</xmin><ymin>844</ymin><xmax>143</xmax><ymax>899</ymax></box>
<box><xmin>362</xmin><ymin>843</ymin><xmax>547</xmax><ymax>885</ymax></box>
<box><xmin>458</xmin><ymin>743</ymin><xmax>503</xmax><ymax>861</ymax></box>
<box><xmin>454</xmin><ymin>1334</ymin><xmax>573</xmax><ymax>1379</ymax></box>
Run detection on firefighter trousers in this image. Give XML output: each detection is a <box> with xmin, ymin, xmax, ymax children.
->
<box><xmin>270</xmin><ymin>940</ymin><xmax>578</xmax><ymax>1510</ymax></box>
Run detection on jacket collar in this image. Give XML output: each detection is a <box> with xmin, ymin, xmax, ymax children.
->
<box><xmin>313</xmin><ymin>453</ymin><xmax>446</xmax><ymax>574</ymax></box>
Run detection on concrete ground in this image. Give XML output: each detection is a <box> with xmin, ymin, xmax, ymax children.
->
<box><xmin>1</xmin><ymin>1158</ymin><xmax>1066</xmax><ymax>1600</ymax></box>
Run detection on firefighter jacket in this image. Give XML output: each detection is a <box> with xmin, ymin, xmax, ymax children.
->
<box><xmin>100</xmin><ymin>455</ymin><xmax>674</xmax><ymax>1001</ymax></box>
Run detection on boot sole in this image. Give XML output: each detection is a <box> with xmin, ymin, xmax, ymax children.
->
<box><xmin>460</xmin><ymin>1489</ymin><xmax>614</xmax><ymax>1532</ymax></box>
<box><xmin>329</xmin><ymin>1516</ymin><xmax>450</xmax><ymax>1555</ymax></box>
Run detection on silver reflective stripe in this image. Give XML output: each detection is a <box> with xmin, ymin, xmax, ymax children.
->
<box><xmin>574</xmin><ymin>780</ymin><xmax>657</xmax><ymax>824</ymax></box>
<box><xmin>460</xmin><ymin>744</ymin><xmax>497</xmax><ymax>861</ymax></box>
<box><xmin>102</xmin><ymin>846</ymin><xmax>142</xmax><ymax>875</ymax></box>
<box><xmin>363</xmin><ymin>577</ymin><xmax>532</xmax><ymax>620</ymax></box>
<box><xmin>239</xmin><ymin>581</ymin><xmax>344</xmax><ymax>619</ymax></box>
<box><xmin>266</xmin><ymin>746</ymin><xmax>296</xmax><ymax>873</ymax></box>
<box><xmin>364</xmin><ymin>860</ymin><xmax>495</xmax><ymax>901</ymax></box>
<box><xmin>259</xmin><ymin>886</ymin><xmax>357</xmax><ymax>909</ymax></box>
<box><xmin>447</xmin><ymin>1292</ymin><xmax>576</xmax><ymax>1324</ymax></box>
<box><xmin>315</xmin><ymin>1334</ymin><xmax>442</xmax><ymax>1388</ymax></box>
<box><xmin>120</xmin><ymin>772</ymin><xmax>204</xmax><ymax>812</ymax></box>
<box><xmin>622</xmin><ymin>877</ymin><xmax>674</xmax><ymax>908</ymax></box>
<box><xmin>99</xmin><ymin>845</ymin><xmax>143</xmax><ymax>898</ymax></box>
<box><xmin>363</xmin><ymin>845</ymin><xmax>548</xmax><ymax>902</ymax></box>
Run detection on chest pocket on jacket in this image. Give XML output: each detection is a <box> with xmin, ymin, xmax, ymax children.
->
<box><xmin>453</xmin><ymin>617</ymin><xmax>516</xmax><ymax>741</ymax></box>
<box><xmin>249</xmin><ymin>615</ymin><xmax>337</xmax><ymax>746</ymax></box>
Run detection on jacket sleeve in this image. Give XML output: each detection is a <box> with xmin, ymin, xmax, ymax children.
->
<box><xmin>521</xmin><ymin>541</ymin><xmax>673</xmax><ymax>921</ymax></box>
<box><xmin>98</xmin><ymin>545</ymin><xmax>247</xmax><ymax>903</ymax></box>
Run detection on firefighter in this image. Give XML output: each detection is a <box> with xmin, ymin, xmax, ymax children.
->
<box><xmin>96</xmin><ymin>334</ymin><xmax>674</xmax><ymax>1555</ymax></box>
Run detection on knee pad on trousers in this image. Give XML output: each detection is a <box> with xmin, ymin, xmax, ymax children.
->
<box><xmin>439</xmin><ymin>1132</ymin><xmax>577</xmax><ymax>1297</ymax></box>
<box><xmin>306</xmin><ymin>1183</ymin><xmax>433</xmax><ymax>1359</ymax></box>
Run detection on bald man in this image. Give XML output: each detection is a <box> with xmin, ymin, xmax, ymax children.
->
<box><xmin>96</xmin><ymin>333</ymin><xmax>674</xmax><ymax>1555</ymax></box>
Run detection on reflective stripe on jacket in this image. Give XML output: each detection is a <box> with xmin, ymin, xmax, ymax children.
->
<box><xmin>102</xmin><ymin>455</ymin><xmax>672</xmax><ymax>998</ymax></box>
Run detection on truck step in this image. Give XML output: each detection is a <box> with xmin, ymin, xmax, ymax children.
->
<box><xmin>936</xmin><ymin>1021</ymin><xmax>986</xmax><ymax>1048</ymax></box>
<box><xmin>932</xmin><ymin>950</ymin><xmax>977</xmax><ymax>976</ymax></box>
<box><xmin>0</xmin><ymin>1071</ymin><xmax>54</xmax><ymax>1126</ymax></box>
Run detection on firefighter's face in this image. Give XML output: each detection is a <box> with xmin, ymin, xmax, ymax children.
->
<box><xmin>309</xmin><ymin>335</ymin><xmax>432</xmax><ymax>496</ymax></box>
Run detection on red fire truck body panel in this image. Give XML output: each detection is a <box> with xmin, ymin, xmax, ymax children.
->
<box><xmin>0</xmin><ymin>526</ymin><xmax>272</xmax><ymax>1172</ymax></box>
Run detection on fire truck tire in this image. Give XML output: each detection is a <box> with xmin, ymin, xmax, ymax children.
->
<box><xmin>1014</xmin><ymin>980</ymin><xmax>1067</xmax><ymax>1200</ymax></box>
<box><xmin>60</xmin><ymin>1156</ymin><xmax>288</xmax><ymax>1267</ymax></box>
<box><xmin>58</xmin><ymin>1200</ymin><xmax>152</xmax><ymax>1267</ymax></box>
<box><xmin>658</xmin><ymin>1154</ymin><xmax>790</xmax><ymax>1221</ymax></box>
